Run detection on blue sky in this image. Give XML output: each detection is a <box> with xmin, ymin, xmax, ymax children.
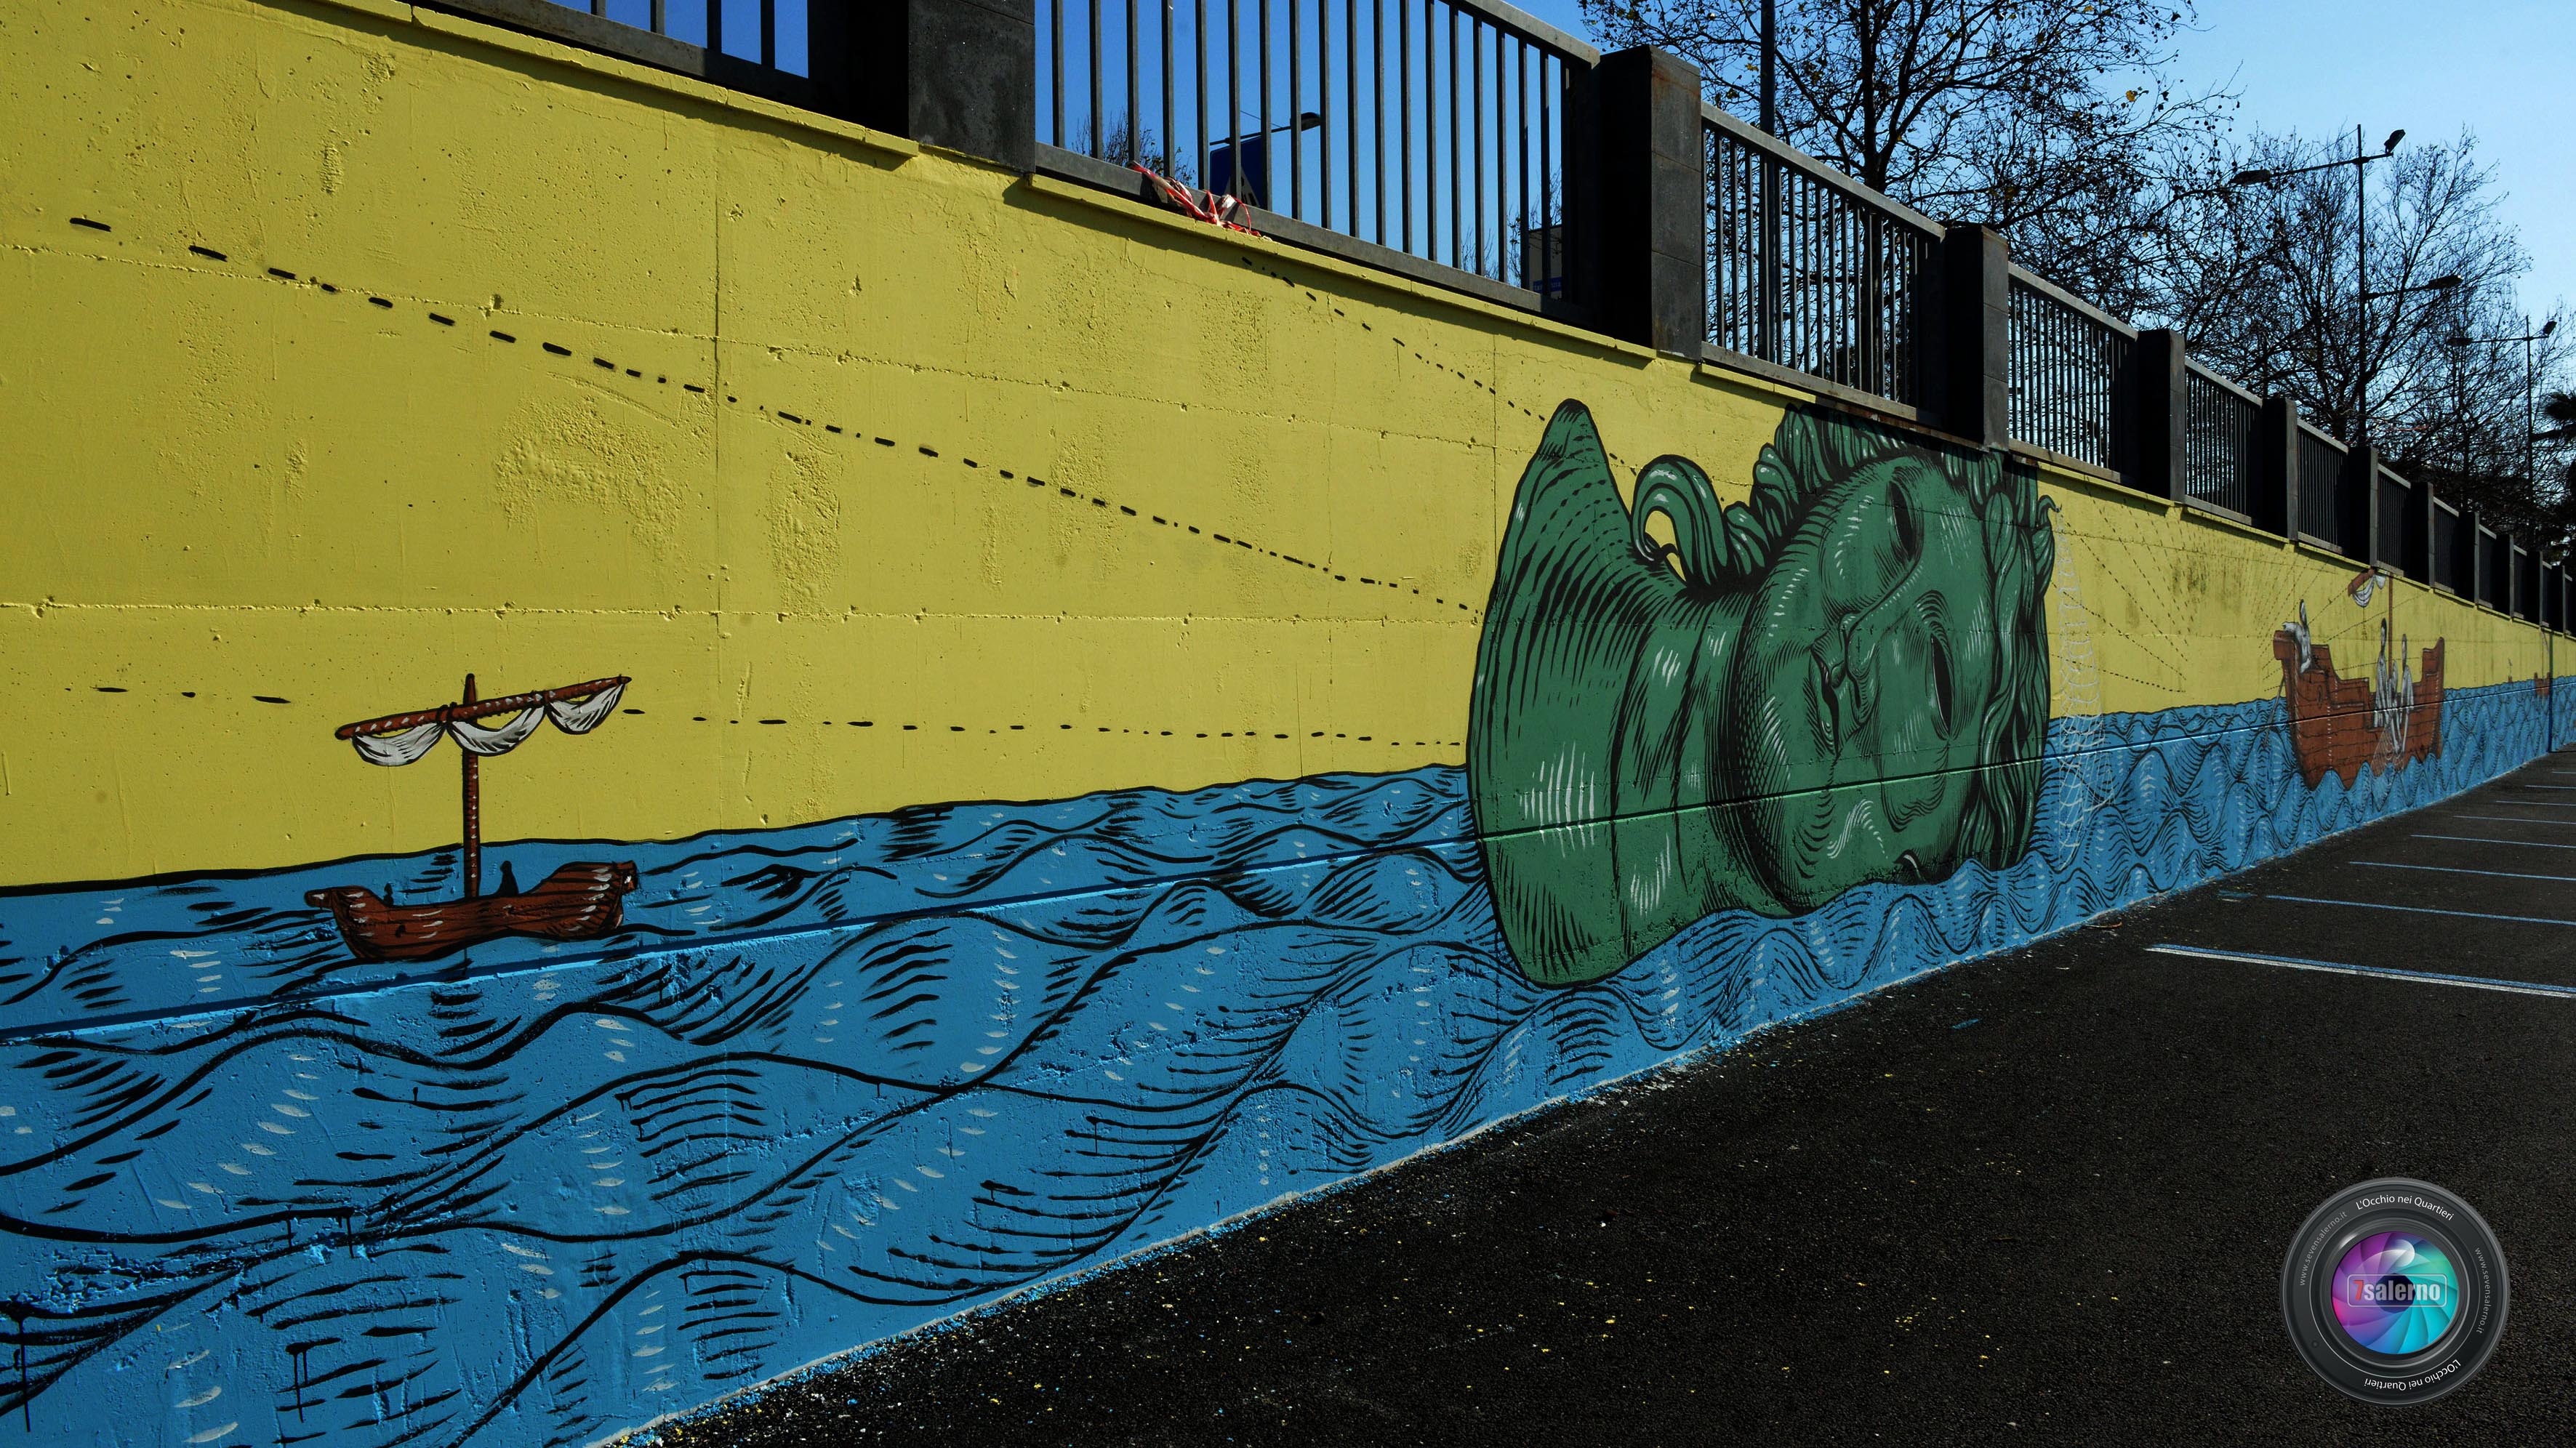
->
<box><xmin>1509</xmin><ymin>0</ymin><xmax>2573</xmax><ymax>323</ymax></box>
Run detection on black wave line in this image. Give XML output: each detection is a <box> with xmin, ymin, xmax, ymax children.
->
<box><xmin>0</xmin><ymin>970</ymin><xmax>954</xmax><ymax>1183</ymax></box>
<box><xmin>0</xmin><ymin>1034</ymin><xmax>949</xmax><ymax>1239</ymax></box>
<box><xmin>444</xmin><ymin>1250</ymin><xmax>897</xmax><ymax>1448</ymax></box>
<box><xmin>12</xmin><ymin>857</ymin><xmax>1503</xmax><ymax>1415</ymax></box>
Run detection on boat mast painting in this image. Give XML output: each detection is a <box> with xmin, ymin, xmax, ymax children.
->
<box><xmin>2274</xmin><ymin>577</ymin><xmax>2445</xmax><ymax>790</ymax></box>
<box><xmin>304</xmin><ymin>673</ymin><xmax>639</xmax><ymax>961</ymax></box>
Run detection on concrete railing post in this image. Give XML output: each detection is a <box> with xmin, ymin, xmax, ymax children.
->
<box><xmin>1590</xmin><ymin>47</ymin><xmax>1706</xmax><ymax>357</ymax></box>
<box><xmin>2133</xmin><ymin>329</ymin><xmax>2188</xmax><ymax>502</ymax></box>
<box><xmin>2256</xmin><ymin>396</ymin><xmax>2300</xmax><ymax>539</ymax></box>
<box><xmin>829</xmin><ymin>0</ymin><xmax>1035</xmax><ymax>170</ymax></box>
<box><xmin>1930</xmin><ymin>225</ymin><xmax>2010</xmax><ymax>450</ymax></box>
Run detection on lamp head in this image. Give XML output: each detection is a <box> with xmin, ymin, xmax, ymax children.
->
<box><xmin>2384</xmin><ymin>129</ymin><xmax>2407</xmax><ymax>153</ymax></box>
<box><xmin>2427</xmin><ymin>274</ymin><xmax>2463</xmax><ymax>291</ymax></box>
<box><xmin>2228</xmin><ymin>167</ymin><xmax>2274</xmax><ymax>187</ymax></box>
<box><xmin>2546</xmin><ymin>319</ymin><xmax>2561</xmax><ymax>338</ymax></box>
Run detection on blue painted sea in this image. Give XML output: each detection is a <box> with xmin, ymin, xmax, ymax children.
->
<box><xmin>0</xmin><ymin>683</ymin><xmax>2561</xmax><ymax>1448</ymax></box>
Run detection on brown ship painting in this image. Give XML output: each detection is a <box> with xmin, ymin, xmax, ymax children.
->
<box><xmin>307</xmin><ymin>674</ymin><xmax>638</xmax><ymax>962</ymax></box>
<box><xmin>2272</xmin><ymin>605</ymin><xmax>2443</xmax><ymax>789</ymax></box>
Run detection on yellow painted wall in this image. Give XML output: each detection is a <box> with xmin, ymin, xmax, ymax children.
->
<box><xmin>0</xmin><ymin>0</ymin><xmax>2553</xmax><ymax>890</ymax></box>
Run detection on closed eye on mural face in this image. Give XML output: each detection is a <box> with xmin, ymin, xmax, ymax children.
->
<box><xmin>1890</xmin><ymin>480</ymin><xmax>1922</xmax><ymax>566</ymax></box>
<box><xmin>1927</xmin><ymin>610</ymin><xmax>1957</xmax><ymax>735</ymax></box>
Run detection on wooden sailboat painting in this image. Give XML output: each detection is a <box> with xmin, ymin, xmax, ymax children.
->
<box><xmin>307</xmin><ymin>673</ymin><xmax>639</xmax><ymax>962</ymax></box>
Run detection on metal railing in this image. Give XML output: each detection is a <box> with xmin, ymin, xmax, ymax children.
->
<box><xmin>2183</xmin><ymin>361</ymin><xmax>2258</xmax><ymax>517</ymax></box>
<box><xmin>390</xmin><ymin>0</ymin><xmax>2576</xmax><ymax>635</ymax></box>
<box><xmin>430</xmin><ymin>1</ymin><xmax>818</xmax><ymax>93</ymax></box>
<box><xmin>1704</xmin><ymin>107</ymin><xmax>1938</xmax><ymax>409</ymax></box>
<box><xmin>2007</xmin><ymin>268</ymin><xmax>2132</xmax><ymax>470</ymax></box>
<box><xmin>2296</xmin><ymin>424</ymin><xmax>2354</xmax><ymax>555</ymax></box>
<box><xmin>1035</xmin><ymin>0</ymin><xmax>1592</xmax><ymax>296</ymax></box>
<box><xmin>2376</xmin><ymin>467</ymin><xmax>2418</xmax><ymax>576</ymax></box>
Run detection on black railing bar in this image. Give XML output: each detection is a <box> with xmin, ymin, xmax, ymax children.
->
<box><xmin>1515</xmin><ymin>39</ymin><xmax>1528</xmax><ymax>289</ymax></box>
<box><xmin>1259</xmin><ymin>0</ymin><xmax>1271</xmax><ymax>207</ymax></box>
<box><xmin>761</xmin><ymin>0</ymin><xmax>774</xmax><ymax>68</ymax></box>
<box><xmin>1089</xmin><ymin>0</ymin><xmax>1103</xmax><ymax>158</ymax></box>
<box><xmin>1704</xmin><ymin>105</ymin><xmax>1942</xmax><ymax>241</ymax></box>
<box><xmin>2184</xmin><ymin>358</ymin><xmax>2262</xmax><ymax>409</ymax></box>
<box><xmin>1163</xmin><ymin>0</ymin><xmax>1174</xmax><ymax>177</ymax></box>
<box><xmin>1538</xmin><ymin>49</ymin><xmax>1551</xmax><ymax>292</ymax></box>
<box><xmin>1227</xmin><ymin>0</ymin><xmax>1242</xmax><ymax>201</ymax></box>
<box><xmin>649</xmin><ymin>0</ymin><xmax>663</xmax><ymax>29</ymax></box>
<box><xmin>1440</xmin><ymin>0</ymin><xmax>1597</xmax><ymax>65</ymax></box>
<box><xmin>1398</xmin><ymin>0</ymin><xmax>1411</xmax><ymax>253</ymax></box>
<box><xmin>1472</xmin><ymin>17</ymin><xmax>1484</xmax><ymax>278</ymax></box>
<box><xmin>1128</xmin><ymin>0</ymin><xmax>1141</xmax><ymax>166</ymax></box>
<box><xmin>1196</xmin><ymin>0</ymin><xmax>1208</xmax><ymax>185</ymax></box>
<box><xmin>1319</xmin><ymin>0</ymin><xmax>1333</xmax><ymax>228</ymax></box>
<box><xmin>2007</xmin><ymin>265</ymin><xmax>2136</xmax><ymax>342</ymax></box>
<box><xmin>709</xmin><ymin>0</ymin><xmax>722</xmax><ymax>53</ymax></box>
<box><xmin>1288</xmin><ymin>0</ymin><xmax>1300</xmax><ymax>216</ymax></box>
<box><xmin>1371</xmin><ymin>0</ymin><xmax>1385</xmax><ymax>246</ymax></box>
<box><xmin>1048</xmin><ymin>0</ymin><xmax>1064</xmax><ymax>145</ymax></box>
<box><xmin>1448</xmin><ymin>2</ymin><xmax>1461</xmax><ymax>272</ymax></box>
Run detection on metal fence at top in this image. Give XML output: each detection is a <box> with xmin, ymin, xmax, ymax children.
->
<box><xmin>2479</xmin><ymin>526</ymin><xmax>2508</xmax><ymax>610</ymax></box>
<box><xmin>1035</xmin><ymin>0</ymin><xmax>1592</xmax><ymax>296</ymax></box>
<box><xmin>2183</xmin><ymin>362</ymin><xmax>2258</xmax><ymax>517</ymax></box>
<box><xmin>2007</xmin><ymin>269</ymin><xmax>2132</xmax><ymax>470</ymax></box>
<box><xmin>477</xmin><ymin>0</ymin><xmax>816</xmax><ymax>79</ymax></box>
<box><xmin>2297</xmin><ymin>425</ymin><xmax>2352</xmax><ymax>555</ymax></box>
<box><xmin>1704</xmin><ymin>108</ymin><xmax>1938</xmax><ymax>409</ymax></box>
<box><xmin>2377</xmin><ymin>467</ymin><xmax>2419</xmax><ymax>577</ymax></box>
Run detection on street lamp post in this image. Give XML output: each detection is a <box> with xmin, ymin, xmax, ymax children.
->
<box><xmin>2447</xmin><ymin>318</ymin><xmax>2560</xmax><ymax>488</ymax></box>
<box><xmin>2231</xmin><ymin>126</ymin><xmax>2416</xmax><ymax>442</ymax></box>
<box><xmin>1760</xmin><ymin>0</ymin><xmax>1778</xmax><ymax>134</ymax></box>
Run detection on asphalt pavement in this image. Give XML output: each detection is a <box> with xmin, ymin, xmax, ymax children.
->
<box><xmin>644</xmin><ymin>751</ymin><xmax>2576</xmax><ymax>1447</ymax></box>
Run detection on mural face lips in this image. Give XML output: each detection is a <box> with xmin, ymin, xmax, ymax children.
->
<box><xmin>1467</xmin><ymin>401</ymin><xmax>2055</xmax><ymax>987</ymax></box>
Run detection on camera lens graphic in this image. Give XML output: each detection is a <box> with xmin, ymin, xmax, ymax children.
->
<box><xmin>2331</xmin><ymin>1229</ymin><xmax>2460</xmax><ymax>1356</ymax></box>
<box><xmin>2282</xmin><ymin>1179</ymin><xmax>2507</xmax><ymax>1405</ymax></box>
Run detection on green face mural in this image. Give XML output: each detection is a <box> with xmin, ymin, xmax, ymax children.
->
<box><xmin>1468</xmin><ymin>401</ymin><xmax>2057</xmax><ymax>986</ymax></box>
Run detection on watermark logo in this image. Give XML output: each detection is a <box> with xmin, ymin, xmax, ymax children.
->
<box><xmin>2282</xmin><ymin>1179</ymin><xmax>2508</xmax><ymax>1406</ymax></box>
<box><xmin>2346</xmin><ymin>1274</ymin><xmax>2451</xmax><ymax>1308</ymax></box>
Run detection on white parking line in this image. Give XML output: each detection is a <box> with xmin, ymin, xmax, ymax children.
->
<box><xmin>2221</xmin><ymin>889</ymin><xmax>2576</xmax><ymax>927</ymax></box>
<box><xmin>2148</xmin><ymin>945</ymin><xmax>2576</xmax><ymax>1000</ymax></box>
<box><xmin>2447</xmin><ymin>813</ymin><xmax>2576</xmax><ymax>826</ymax></box>
<box><xmin>2483</xmin><ymin>800</ymin><xmax>2576</xmax><ymax>809</ymax></box>
<box><xmin>2415</xmin><ymin>833</ymin><xmax>2576</xmax><ymax>850</ymax></box>
<box><xmin>2354</xmin><ymin>861</ymin><xmax>2576</xmax><ymax>883</ymax></box>
<box><xmin>2514</xmin><ymin>784</ymin><xmax>2576</xmax><ymax>791</ymax></box>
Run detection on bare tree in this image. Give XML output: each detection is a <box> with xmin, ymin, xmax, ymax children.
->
<box><xmin>1581</xmin><ymin>0</ymin><xmax>2234</xmax><ymax>310</ymax></box>
<box><xmin>2147</xmin><ymin>129</ymin><xmax>2569</xmax><ymax>528</ymax></box>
